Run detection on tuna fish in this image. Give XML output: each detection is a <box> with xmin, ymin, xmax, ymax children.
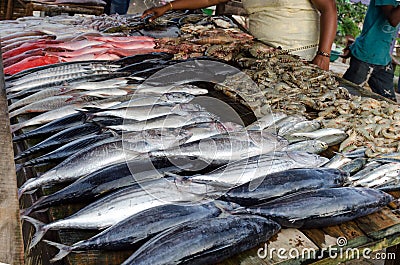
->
<box><xmin>121</xmin><ymin>215</ymin><xmax>280</xmax><ymax>265</ymax></box>
<box><xmin>242</xmin><ymin>187</ymin><xmax>393</xmax><ymax>228</ymax></box>
<box><xmin>44</xmin><ymin>201</ymin><xmax>240</xmax><ymax>261</ymax></box>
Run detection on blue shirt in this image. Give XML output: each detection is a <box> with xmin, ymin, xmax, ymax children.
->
<box><xmin>350</xmin><ymin>0</ymin><xmax>399</xmax><ymax>66</ymax></box>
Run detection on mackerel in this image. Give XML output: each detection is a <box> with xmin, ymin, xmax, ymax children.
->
<box><xmin>150</xmin><ymin>131</ymin><xmax>288</xmax><ymax>163</ymax></box>
<box><xmin>289</xmin><ymin>128</ymin><xmax>348</xmax><ymax>146</ymax></box>
<box><xmin>18</xmin><ymin>129</ymin><xmax>190</xmax><ymax>197</ymax></box>
<box><xmin>21</xmin><ymin>156</ymin><xmax>186</xmax><ymax>215</ymax></box>
<box><xmin>12</xmin><ymin>112</ymin><xmax>86</xmax><ymax>142</ymax></box>
<box><xmin>282</xmin><ymin>139</ymin><xmax>328</xmax><ymax>154</ymax></box>
<box><xmin>222</xmin><ymin>168</ymin><xmax>348</xmax><ymax>206</ymax></box>
<box><xmin>14</xmin><ymin>122</ymin><xmax>103</xmax><ymax>161</ymax></box>
<box><xmin>352</xmin><ymin>163</ymin><xmax>400</xmax><ymax>187</ymax></box>
<box><xmin>190</xmin><ymin>151</ymin><xmax>329</xmax><ymax>186</ymax></box>
<box><xmin>107</xmin><ymin>112</ymin><xmax>218</xmax><ymax>131</ymax></box>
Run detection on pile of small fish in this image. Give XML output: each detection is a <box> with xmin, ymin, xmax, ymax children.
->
<box><xmin>322</xmin><ymin>147</ymin><xmax>400</xmax><ymax>191</ymax></box>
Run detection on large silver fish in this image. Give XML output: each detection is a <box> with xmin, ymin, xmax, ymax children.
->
<box><xmin>18</xmin><ymin>129</ymin><xmax>191</xmax><ymax>197</ymax></box>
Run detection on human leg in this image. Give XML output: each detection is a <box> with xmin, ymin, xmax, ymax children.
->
<box><xmin>368</xmin><ymin>63</ymin><xmax>396</xmax><ymax>101</ymax></box>
<box><xmin>343</xmin><ymin>56</ymin><xmax>371</xmax><ymax>86</ymax></box>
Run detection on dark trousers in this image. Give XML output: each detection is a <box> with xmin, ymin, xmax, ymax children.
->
<box><xmin>343</xmin><ymin>56</ymin><xmax>396</xmax><ymax>101</ymax></box>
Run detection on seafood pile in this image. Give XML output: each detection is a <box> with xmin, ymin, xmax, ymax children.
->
<box><xmin>1</xmin><ymin>11</ymin><xmax>399</xmax><ymax>265</ymax></box>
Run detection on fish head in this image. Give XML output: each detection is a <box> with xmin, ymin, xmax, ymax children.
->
<box><xmin>142</xmin><ymin>128</ymin><xmax>193</xmax><ymax>147</ymax></box>
<box><xmin>162</xmin><ymin>92</ymin><xmax>195</xmax><ymax>103</ymax></box>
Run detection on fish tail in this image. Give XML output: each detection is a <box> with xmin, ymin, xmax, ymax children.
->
<box><xmin>10</xmin><ymin>123</ymin><xmax>24</xmax><ymax>133</ymax></box>
<box><xmin>18</xmin><ymin>177</ymin><xmax>37</xmax><ymax>199</ymax></box>
<box><xmin>21</xmin><ymin>216</ymin><xmax>49</xmax><ymax>250</ymax></box>
<box><xmin>43</xmin><ymin>240</ymin><xmax>72</xmax><ymax>262</ymax></box>
<box><xmin>229</xmin><ymin>207</ymin><xmax>249</xmax><ymax>215</ymax></box>
<box><xmin>20</xmin><ymin>196</ymin><xmax>47</xmax><ymax>216</ymax></box>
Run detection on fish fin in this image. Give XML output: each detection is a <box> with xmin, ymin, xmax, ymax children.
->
<box><xmin>10</xmin><ymin>123</ymin><xmax>23</xmax><ymax>133</ymax></box>
<box><xmin>43</xmin><ymin>240</ymin><xmax>72</xmax><ymax>262</ymax></box>
<box><xmin>21</xmin><ymin>216</ymin><xmax>49</xmax><ymax>250</ymax></box>
<box><xmin>24</xmin><ymin>188</ymin><xmax>38</xmax><ymax>196</ymax></box>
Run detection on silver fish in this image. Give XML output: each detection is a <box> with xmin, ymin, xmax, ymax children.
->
<box><xmin>18</xmin><ymin>129</ymin><xmax>190</xmax><ymax>197</ymax></box>
<box><xmin>289</xmin><ymin>128</ymin><xmax>348</xmax><ymax>146</ymax></box>
<box><xmin>245</xmin><ymin>112</ymin><xmax>287</xmax><ymax>131</ymax></box>
<box><xmin>191</xmin><ymin>151</ymin><xmax>329</xmax><ymax>186</ymax></box>
<box><xmin>283</xmin><ymin>139</ymin><xmax>328</xmax><ymax>154</ymax></box>
<box><xmin>22</xmin><ymin>177</ymin><xmax>221</xmax><ymax>250</ymax></box>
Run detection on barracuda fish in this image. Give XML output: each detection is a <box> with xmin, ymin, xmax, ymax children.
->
<box><xmin>22</xmin><ymin>132</ymin><xmax>114</xmax><ymax>168</ymax></box>
<box><xmin>107</xmin><ymin>112</ymin><xmax>218</xmax><ymax>132</ymax></box>
<box><xmin>242</xmin><ymin>187</ymin><xmax>393</xmax><ymax>228</ymax></box>
<box><xmin>6</xmin><ymin>71</ymin><xmax>129</xmax><ymax>95</ymax></box>
<box><xmin>121</xmin><ymin>215</ymin><xmax>280</xmax><ymax>265</ymax></box>
<box><xmin>87</xmin><ymin>103</ymin><xmax>204</xmax><ymax>121</ymax></box>
<box><xmin>150</xmin><ymin>131</ymin><xmax>288</xmax><ymax>164</ymax></box>
<box><xmin>282</xmin><ymin>139</ymin><xmax>328</xmax><ymax>154</ymax></box>
<box><xmin>18</xmin><ymin>129</ymin><xmax>191</xmax><ymax>197</ymax></box>
<box><xmin>14</xmin><ymin>122</ymin><xmax>104</xmax><ymax>161</ymax></box>
<box><xmin>44</xmin><ymin>201</ymin><xmax>240</xmax><ymax>261</ymax></box>
<box><xmin>22</xmin><ymin>177</ymin><xmax>223</xmax><ymax>250</ymax></box>
<box><xmin>221</xmin><ymin>168</ymin><xmax>348</xmax><ymax>206</ymax></box>
<box><xmin>190</xmin><ymin>151</ymin><xmax>329</xmax><ymax>186</ymax></box>
<box><xmin>184</xmin><ymin>121</ymin><xmax>243</xmax><ymax>143</ymax></box>
<box><xmin>352</xmin><ymin>163</ymin><xmax>400</xmax><ymax>187</ymax></box>
<box><xmin>245</xmin><ymin>112</ymin><xmax>287</xmax><ymax>131</ymax></box>
<box><xmin>6</xmin><ymin>60</ymin><xmax>120</xmax><ymax>82</ymax></box>
<box><xmin>288</xmin><ymin>128</ymin><xmax>348</xmax><ymax>146</ymax></box>
<box><xmin>21</xmin><ymin>156</ymin><xmax>189</xmax><ymax>215</ymax></box>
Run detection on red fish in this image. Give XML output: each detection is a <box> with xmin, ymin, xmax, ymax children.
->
<box><xmin>3</xmin><ymin>48</ymin><xmax>46</xmax><ymax>68</ymax></box>
<box><xmin>3</xmin><ymin>40</ymin><xmax>60</xmax><ymax>59</ymax></box>
<box><xmin>4</xmin><ymin>55</ymin><xmax>63</xmax><ymax>75</ymax></box>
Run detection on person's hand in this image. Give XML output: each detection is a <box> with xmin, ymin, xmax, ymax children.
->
<box><xmin>141</xmin><ymin>5</ymin><xmax>170</xmax><ymax>22</ymax></box>
<box><xmin>311</xmin><ymin>55</ymin><xmax>330</xmax><ymax>71</ymax></box>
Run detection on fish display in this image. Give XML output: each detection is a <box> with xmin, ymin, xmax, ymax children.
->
<box><xmin>2</xmin><ymin>10</ymin><xmax>397</xmax><ymax>265</ymax></box>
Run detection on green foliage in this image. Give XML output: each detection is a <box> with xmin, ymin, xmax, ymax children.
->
<box><xmin>336</xmin><ymin>0</ymin><xmax>368</xmax><ymax>45</ymax></box>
